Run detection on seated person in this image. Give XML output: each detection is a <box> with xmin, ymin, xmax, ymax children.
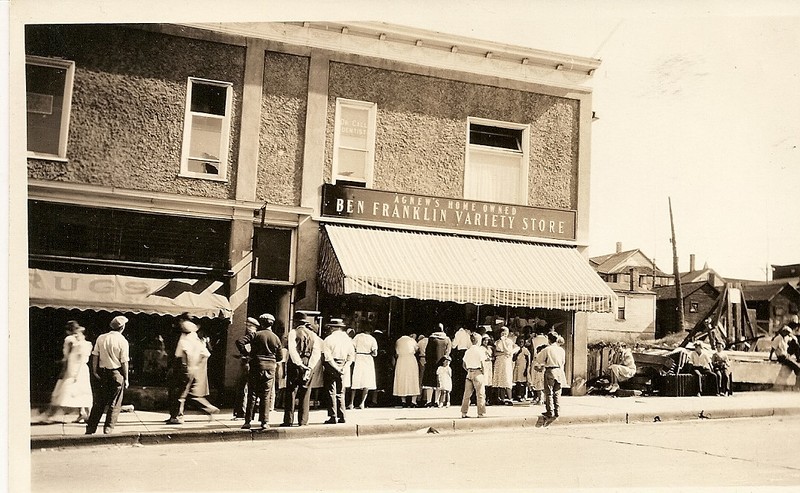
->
<box><xmin>684</xmin><ymin>341</ymin><xmax>717</xmax><ymax>397</ymax></box>
<box><xmin>606</xmin><ymin>342</ymin><xmax>637</xmax><ymax>393</ymax></box>
<box><xmin>711</xmin><ymin>342</ymin><xmax>732</xmax><ymax>396</ymax></box>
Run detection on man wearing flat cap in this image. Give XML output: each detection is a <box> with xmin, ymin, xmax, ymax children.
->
<box><xmin>236</xmin><ymin>313</ymin><xmax>282</xmax><ymax>430</ymax></box>
<box><xmin>85</xmin><ymin>315</ymin><xmax>130</xmax><ymax>435</ymax></box>
<box><xmin>322</xmin><ymin>319</ymin><xmax>355</xmax><ymax>424</ymax></box>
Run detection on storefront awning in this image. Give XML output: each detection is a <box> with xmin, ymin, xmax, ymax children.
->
<box><xmin>320</xmin><ymin>225</ymin><xmax>616</xmax><ymax>313</ymax></box>
<box><xmin>29</xmin><ymin>269</ymin><xmax>232</xmax><ymax>318</ymax></box>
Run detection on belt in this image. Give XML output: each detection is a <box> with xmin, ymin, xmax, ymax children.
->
<box><xmin>100</xmin><ymin>367</ymin><xmax>121</xmax><ymax>371</ymax></box>
<box><xmin>466</xmin><ymin>368</ymin><xmax>482</xmax><ymax>371</ymax></box>
<box><xmin>356</xmin><ymin>352</ymin><xmax>372</xmax><ymax>355</ymax></box>
<box><xmin>545</xmin><ymin>366</ymin><xmax>559</xmax><ymax>369</ymax></box>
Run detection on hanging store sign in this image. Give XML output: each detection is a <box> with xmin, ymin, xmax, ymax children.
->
<box><xmin>321</xmin><ymin>184</ymin><xmax>576</xmax><ymax>241</ymax></box>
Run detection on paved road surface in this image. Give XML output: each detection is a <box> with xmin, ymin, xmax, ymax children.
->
<box><xmin>31</xmin><ymin>416</ymin><xmax>800</xmax><ymax>491</ymax></box>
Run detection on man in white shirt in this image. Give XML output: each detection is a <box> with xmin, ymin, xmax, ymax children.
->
<box><xmin>166</xmin><ymin>319</ymin><xmax>219</xmax><ymax>424</ymax></box>
<box><xmin>322</xmin><ymin>320</ymin><xmax>355</xmax><ymax>424</ymax></box>
<box><xmin>539</xmin><ymin>332</ymin><xmax>566</xmax><ymax>419</ymax></box>
<box><xmin>770</xmin><ymin>325</ymin><xmax>800</xmax><ymax>378</ymax></box>
<box><xmin>685</xmin><ymin>342</ymin><xmax>717</xmax><ymax>397</ymax></box>
<box><xmin>451</xmin><ymin>326</ymin><xmax>472</xmax><ymax>403</ymax></box>
<box><xmin>86</xmin><ymin>315</ymin><xmax>130</xmax><ymax>435</ymax></box>
<box><xmin>460</xmin><ymin>333</ymin><xmax>487</xmax><ymax>418</ymax></box>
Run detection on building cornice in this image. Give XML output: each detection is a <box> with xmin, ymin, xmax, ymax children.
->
<box><xmin>27</xmin><ymin>179</ymin><xmax>312</xmax><ymax>226</ymax></box>
<box><xmin>178</xmin><ymin>21</ymin><xmax>600</xmax><ymax>94</ymax></box>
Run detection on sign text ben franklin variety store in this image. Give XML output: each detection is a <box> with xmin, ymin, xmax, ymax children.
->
<box><xmin>321</xmin><ymin>184</ymin><xmax>576</xmax><ymax>241</ymax></box>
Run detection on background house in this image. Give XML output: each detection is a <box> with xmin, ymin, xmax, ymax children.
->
<box><xmin>654</xmin><ymin>281</ymin><xmax>720</xmax><ymax>338</ymax></box>
<box><xmin>588</xmin><ymin>244</ymin><xmax>670</xmax><ymax>342</ymax></box>
<box><xmin>741</xmin><ymin>282</ymin><xmax>800</xmax><ymax>335</ymax></box>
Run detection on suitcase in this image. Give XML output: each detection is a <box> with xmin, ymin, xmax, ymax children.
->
<box><xmin>657</xmin><ymin>374</ymin><xmax>698</xmax><ymax>396</ymax></box>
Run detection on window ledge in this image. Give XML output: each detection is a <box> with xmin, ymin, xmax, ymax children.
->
<box><xmin>178</xmin><ymin>172</ymin><xmax>228</xmax><ymax>183</ymax></box>
<box><xmin>27</xmin><ymin>153</ymin><xmax>69</xmax><ymax>163</ymax></box>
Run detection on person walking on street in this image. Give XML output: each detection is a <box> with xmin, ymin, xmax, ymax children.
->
<box><xmin>85</xmin><ymin>315</ymin><xmax>130</xmax><ymax>435</ymax></box>
<box><xmin>460</xmin><ymin>333</ymin><xmax>486</xmax><ymax>418</ymax></box>
<box><xmin>166</xmin><ymin>318</ymin><xmax>219</xmax><ymax>424</ymax></box>
<box><xmin>322</xmin><ymin>320</ymin><xmax>355</xmax><ymax>424</ymax></box>
<box><xmin>47</xmin><ymin>322</ymin><xmax>93</xmax><ymax>423</ymax></box>
<box><xmin>235</xmin><ymin>314</ymin><xmax>282</xmax><ymax>430</ymax></box>
<box><xmin>540</xmin><ymin>332</ymin><xmax>566</xmax><ymax>419</ymax></box>
<box><xmin>282</xmin><ymin>316</ymin><xmax>321</xmax><ymax>427</ymax></box>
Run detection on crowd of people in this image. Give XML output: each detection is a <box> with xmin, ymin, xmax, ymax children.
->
<box><xmin>40</xmin><ymin>312</ymin><xmax>571</xmax><ymax>432</ymax></box>
<box><xmin>232</xmin><ymin>313</ymin><xmax>569</xmax><ymax>426</ymax></box>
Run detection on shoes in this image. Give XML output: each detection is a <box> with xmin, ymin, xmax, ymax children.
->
<box><xmin>696</xmin><ymin>393</ymin><xmax>702</xmax><ymax>397</ymax></box>
<box><xmin>346</xmin><ymin>405</ymin><xmax>353</xmax><ymax>410</ymax></box>
<box><xmin>241</xmin><ymin>422</ymin><xmax>251</xmax><ymax>430</ymax></box>
<box><xmin>338</xmin><ymin>418</ymin><xmax>346</xmax><ymax>423</ymax></box>
<box><xmin>103</xmin><ymin>427</ymin><xmax>113</xmax><ymax>434</ymax></box>
<box><xmin>279</xmin><ymin>423</ymin><xmax>292</xmax><ymax>428</ymax></box>
<box><xmin>165</xmin><ymin>417</ymin><xmax>184</xmax><ymax>425</ymax></box>
<box><xmin>477</xmin><ymin>414</ymin><xmax>485</xmax><ymax>418</ymax></box>
<box><xmin>355</xmin><ymin>405</ymin><xmax>364</xmax><ymax>410</ymax></box>
<box><xmin>84</xmin><ymin>429</ymin><xmax>95</xmax><ymax>435</ymax></box>
<box><xmin>541</xmin><ymin>412</ymin><xmax>554</xmax><ymax>419</ymax></box>
<box><xmin>259</xmin><ymin>422</ymin><xmax>268</xmax><ymax>429</ymax></box>
<box><xmin>324</xmin><ymin>418</ymin><xmax>337</xmax><ymax>425</ymax></box>
<box><xmin>73</xmin><ymin>417</ymin><xmax>86</xmax><ymax>424</ymax></box>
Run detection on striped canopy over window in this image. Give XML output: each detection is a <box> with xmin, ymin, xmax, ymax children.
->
<box><xmin>319</xmin><ymin>225</ymin><xmax>616</xmax><ymax>312</ymax></box>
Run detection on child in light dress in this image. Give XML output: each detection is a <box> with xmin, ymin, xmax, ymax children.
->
<box><xmin>436</xmin><ymin>356</ymin><xmax>452</xmax><ymax>408</ymax></box>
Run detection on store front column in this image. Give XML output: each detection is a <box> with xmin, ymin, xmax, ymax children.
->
<box><xmin>223</xmin><ymin>219</ymin><xmax>256</xmax><ymax>393</ymax></box>
<box><xmin>572</xmin><ymin>311</ymin><xmax>590</xmax><ymax>396</ymax></box>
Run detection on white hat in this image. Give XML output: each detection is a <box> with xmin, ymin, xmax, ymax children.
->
<box><xmin>259</xmin><ymin>313</ymin><xmax>276</xmax><ymax>323</ymax></box>
<box><xmin>110</xmin><ymin>315</ymin><xmax>128</xmax><ymax>330</ymax></box>
<box><xmin>180</xmin><ymin>320</ymin><xmax>199</xmax><ymax>334</ymax></box>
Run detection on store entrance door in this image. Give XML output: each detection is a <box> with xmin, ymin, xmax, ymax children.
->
<box><xmin>248</xmin><ymin>283</ymin><xmax>292</xmax><ymax>338</ymax></box>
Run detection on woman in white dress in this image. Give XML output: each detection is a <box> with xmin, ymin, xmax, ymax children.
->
<box><xmin>348</xmin><ymin>329</ymin><xmax>378</xmax><ymax>409</ymax></box>
<box><xmin>392</xmin><ymin>334</ymin><xmax>419</xmax><ymax>407</ymax></box>
<box><xmin>492</xmin><ymin>327</ymin><xmax>518</xmax><ymax>405</ymax></box>
<box><xmin>48</xmin><ymin>323</ymin><xmax>93</xmax><ymax>423</ymax></box>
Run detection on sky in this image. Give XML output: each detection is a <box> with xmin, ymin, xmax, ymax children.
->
<box><xmin>6</xmin><ymin>1</ymin><xmax>800</xmax><ymax>282</ymax></box>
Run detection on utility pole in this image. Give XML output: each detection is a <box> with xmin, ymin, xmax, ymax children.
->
<box><xmin>669</xmin><ymin>197</ymin><xmax>686</xmax><ymax>333</ymax></box>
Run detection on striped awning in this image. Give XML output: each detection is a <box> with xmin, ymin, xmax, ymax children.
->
<box><xmin>319</xmin><ymin>225</ymin><xmax>616</xmax><ymax>312</ymax></box>
<box><xmin>29</xmin><ymin>269</ymin><xmax>232</xmax><ymax>319</ymax></box>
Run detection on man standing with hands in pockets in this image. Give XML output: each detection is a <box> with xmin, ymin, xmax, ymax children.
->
<box><xmin>460</xmin><ymin>333</ymin><xmax>487</xmax><ymax>418</ymax></box>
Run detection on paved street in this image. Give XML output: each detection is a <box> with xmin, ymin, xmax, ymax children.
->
<box><xmin>31</xmin><ymin>415</ymin><xmax>800</xmax><ymax>491</ymax></box>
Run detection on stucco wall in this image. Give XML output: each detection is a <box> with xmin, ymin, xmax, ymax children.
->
<box><xmin>257</xmin><ymin>51</ymin><xmax>309</xmax><ymax>207</ymax></box>
<box><xmin>25</xmin><ymin>25</ymin><xmax>245</xmax><ymax>199</ymax></box>
<box><xmin>325</xmin><ymin>62</ymin><xmax>579</xmax><ymax>209</ymax></box>
<box><xmin>587</xmin><ymin>293</ymin><xmax>656</xmax><ymax>343</ymax></box>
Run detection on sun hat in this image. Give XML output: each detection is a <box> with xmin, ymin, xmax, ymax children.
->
<box><xmin>110</xmin><ymin>315</ymin><xmax>128</xmax><ymax>330</ymax></box>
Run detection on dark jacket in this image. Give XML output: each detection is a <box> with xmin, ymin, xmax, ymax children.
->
<box><xmin>236</xmin><ymin>329</ymin><xmax>282</xmax><ymax>368</ymax></box>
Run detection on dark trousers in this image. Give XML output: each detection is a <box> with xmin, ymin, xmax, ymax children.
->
<box><xmin>245</xmin><ymin>360</ymin><xmax>276</xmax><ymax>425</ymax></box>
<box><xmin>777</xmin><ymin>355</ymin><xmax>800</xmax><ymax>376</ymax></box>
<box><xmin>283</xmin><ymin>363</ymin><xmax>312</xmax><ymax>426</ymax></box>
<box><xmin>323</xmin><ymin>362</ymin><xmax>346</xmax><ymax>421</ymax></box>
<box><xmin>168</xmin><ymin>366</ymin><xmax>193</xmax><ymax>419</ymax></box>
<box><xmin>450</xmin><ymin>349</ymin><xmax>466</xmax><ymax>403</ymax></box>
<box><xmin>688</xmin><ymin>365</ymin><xmax>717</xmax><ymax>395</ymax></box>
<box><xmin>86</xmin><ymin>368</ymin><xmax>125</xmax><ymax>434</ymax></box>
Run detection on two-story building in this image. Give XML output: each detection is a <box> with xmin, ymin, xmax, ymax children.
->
<box><xmin>23</xmin><ymin>22</ymin><xmax>613</xmax><ymax>403</ymax></box>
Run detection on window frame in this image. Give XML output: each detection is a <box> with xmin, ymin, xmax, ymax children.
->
<box><xmin>331</xmin><ymin>98</ymin><xmax>377</xmax><ymax>188</ymax></box>
<box><xmin>464</xmin><ymin>116</ymin><xmax>530</xmax><ymax>205</ymax></box>
<box><xmin>616</xmin><ymin>295</ymin><xmax>627</xmax><ymax>320</ymax></box>
<box><xmin>252</xmin><ymin>226</ymin><xmax>296</xmax><ymax>284</ymax></box>
<box><xmin>25</xmin><ymin>55</ymin><xmax>75</xmax><ymax>160</ymax></box>
<box><xmin>179</xmin><ymin>77</ymin><xmax>233</xmax><ymax>182</ymax></box>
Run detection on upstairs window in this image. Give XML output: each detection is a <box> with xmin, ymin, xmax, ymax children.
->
<box><xmin>332</xmin><ymin>98</ymin><xmax>377</xmax><ymax>187</ymax></box>
<box><xmin>26</xmin><ymin>56</ymin><xmax>75</xmax><ymax>159</ymax></box>
<box><xmin>617</xmin><ymin>295</ymin><xmax>627</xmax><ymax>320</ymax></box>
<box><xmin>464</xmin><ymin>118</ymin><xmax>529</xmax><ymax>204</ymax></box>
<box><xmin>180</xmin><ymin>78</ymin><xmax>233</xmax><ymax>181</ymax></box>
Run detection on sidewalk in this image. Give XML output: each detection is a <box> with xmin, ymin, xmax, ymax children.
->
<box><xmin>30</xmin><ymin>391</ymin><xmax>800</xmax><ymax>450</ymax></box>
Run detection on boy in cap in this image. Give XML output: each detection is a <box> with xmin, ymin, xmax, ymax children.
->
<box><xmin>86</xmin><ymin>315</ymin><xmax>130</xmax><ymax>434</ymax></box>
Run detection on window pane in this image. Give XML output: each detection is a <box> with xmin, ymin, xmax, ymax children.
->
<box><xmin>336</xmin><ymin>148</ymin><xmax>367</xmax><ymax>181</ymax></box>
<box><xmin>339</xmin><ymin>106</ymin><xmax>369</xmax><ymax>149</ymax></box>
<box><xmin>253</xmin><ymin>228</ymin><xmax>292</xmax><ymax>281</ymax></box>
<box><xmin>188</xmin><ymin>114</ymin><xmax>222</xmax><ymax>161</ymax></box>
<box><xmin>187</xmin><ymin>158</ymin><xmax>219</xmax><ymax>175</ymax></box>
<box><xmin>466</xmin><ymin>148</ymin><xmax>522</xmax><ymax>203</ymax></box>
<box><xmin>190</xmin><ymin>83</ymin><xmax>227</xmax><ymax>116</ymax></box>
<box><xmin>26</xmin><ymin>63</ymin><xmax>67</xmax><ymax>155</ymax></box>
<box><xmin>469</xmin><ymin>123</ymin><xmax>522</xmax><ymax>151</ymax></box>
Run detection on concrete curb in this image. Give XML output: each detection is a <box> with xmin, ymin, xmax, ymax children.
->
<box><xmin>31</xmin><ymin>405</ymin><xmax>800</xmax><ymax>450</ymax></box>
